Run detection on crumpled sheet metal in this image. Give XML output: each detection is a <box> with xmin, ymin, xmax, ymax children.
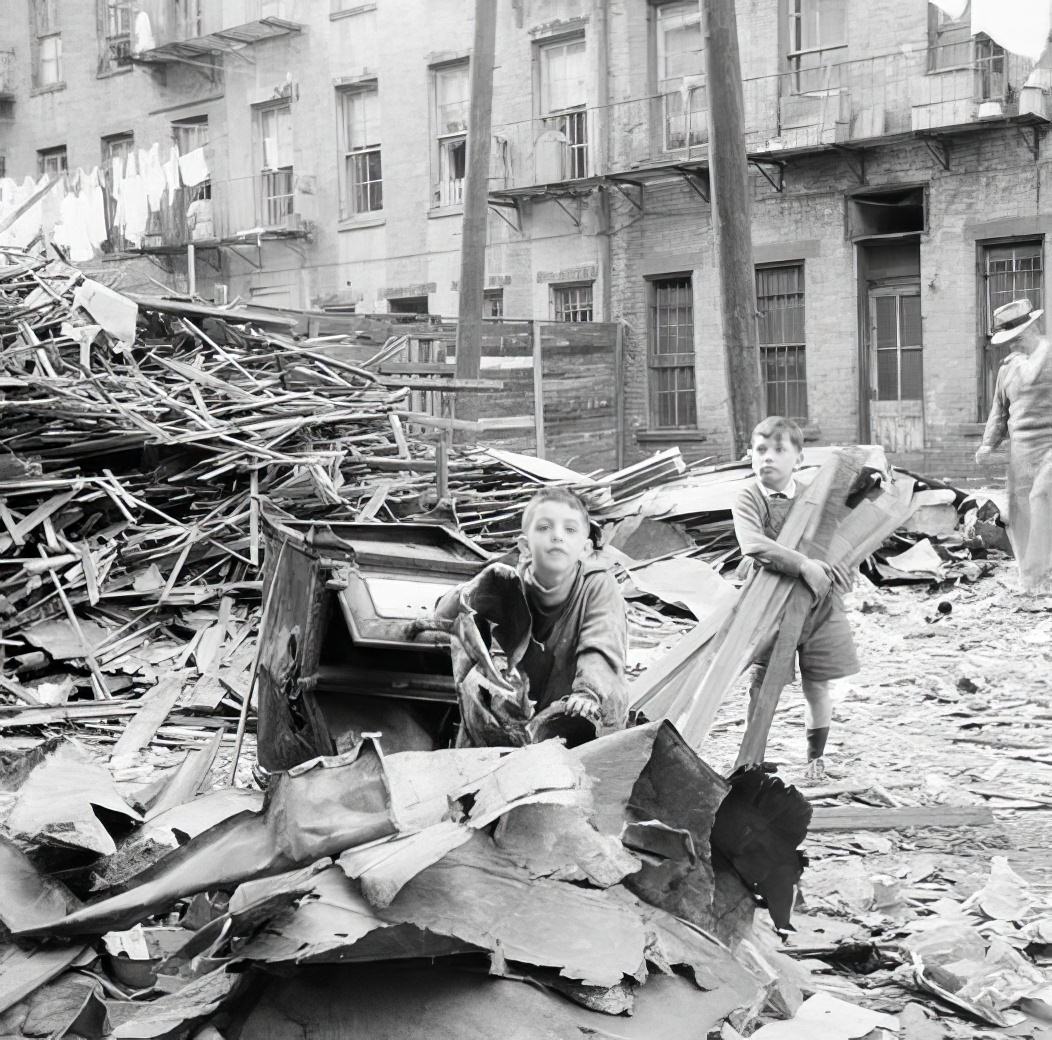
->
<box><xmin>233</xmin><ymin>962</ymin><xmax>756</xmax><ymax>1040</ymax></box>
<box><xmin>16</xmin><ymin>744</ymin><xmax>394</xmax><ymax>938</ymax></box>
<box><xmin>4</xmin><ymin>738</ymin><xmax>141</xmax><ymax>857</ymax></box>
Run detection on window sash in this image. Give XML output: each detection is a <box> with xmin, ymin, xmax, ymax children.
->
<box><xmin>37</xmin><ymin>33</ymin><xmax>62</xmax><ymax>84</ymax></box>
<box><xmin>656</xmin><ymin>3</ymin><xmax>703</xmax><ymax>85</ymax></box>
<box><xmin>38</xmin><ymin>148</ymin><xmax>67</xmax><ymax>177</ymax></box>
<box><xmin>540</xmin><ymin>38</ymin><xmax>587</xmax><ymax>114</ymax></box>
<box><xmin>437</xmin><ymin>136</ymin><xmax>466</xmax><ymax>207</ymax></box>
<box><xmin>259</xmin><ymin>104</ymin><xmax>293</xmax><ymax>170</ymax></box>
<box><xmin>347</xmin><ymin>149</ymin><xmax>383</xmax><ymax>214</ymax></box>
<box><xmin>261</xmin><ymin>168</ymin><xmax>295</xmax><ymax>225</ymax></box>
<box><xmin>340</xmin><ymin>89</ymin><xmax>380</xmax><ymax>152</ymax></box>
<box><xmin>552</xmin><ymin>283</ymin><xmax>593</xmax><ymax>322</ymax></box>
<box><xmin>435</xmin><ymin>64</ymin><xmax>469</xmax><ymax>134</ymax></box>
<box><xmin>106</xmin><ymin>0</ymin><xmax>131</xmax><ymax>37</ymax></box>
<box><xmin>648</xmin><ymin>277</ymin><xmax>697</xmax><ymax>429</ymax></box>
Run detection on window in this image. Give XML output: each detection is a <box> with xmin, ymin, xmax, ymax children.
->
<box><xmin>172</xmin><ymin>116</ymin><xmax>211</xmax><ymax>200</ymax></box>
<box><xmin>101</xmin><ymin>133</ymin><xmax>133</xmax><ymax>245</ymax></box>
<box><xmin>927</xmin><ymin>2</ymin><xmax>971</xmax><ymax>70</ymax></box>
<box><xmin>874</xmin><ymin>291</ymin><xmax>923</xmax><ymax>401</ymax></box>
<box><xmin>787</xmin><ymin>0</ymin><xmax>847</xmax><ymax>93</ymax></box>
<box><xmin>539</xmin><ymin>37</ymin><xmax>588</xmax><ymax>179</ymax></box>
<box><xmin>178</xmin><ymin>0</ymin><xmax>202</xmax><ymax>38</ymax></box>
<box><xmin>256</xmin><ymin>102</ymin><xmax>294</xmax><ymax>226</ymax></box>
<box><xmin>655</xmin><ymin>3</ymin><xmax>705</xmax><ymax>150</ymax></box>
<box><xmin>974</xmin><ymin>34</ymin><xmax>1006</xmax><ymax>101</ymax></box>
<box><xmin>337</xmin><ymin>87</ymin><xmax>383</xmax><ymax>217</ymax></box>
<box><xmin>31</xmin><ymin>0</ymin><xmax>63</xmax><ymax>88</ymax></box>
<box><xmin>433</xmin><ymin>62</ymin><xmax>469</xmax><ymax>208</ymax></box>
<box><xmin>98</xmin><ymin>0</ymin><xmax>132</xmax><ymax>73</ymax></box>
<box><xmin>757</xmin><ymin>265</ymin><xmax>808</xmax><ymax>421</ymax></box>
<box><xmin>37</xmin><ymin>145</ymin><xmax>67</xmax><ymax>178</ymax></box>
<box><xmin>980</xmin><ymin>239</ymin><xmax>1044</xmax><ymax>409</ymax></box>
<box><xmin>388</xmin><ymin>296</ymin><xmax>428</xmax><ymax>315</ymax></box>
<box><xmin>483</xmin><ymin>289</ymin><xmax>504</xmax><ymax>318</ymax></box>
<box><xmin>648</xmin><ymin>277</ymin><xmax>697</xmax><ymax>429</ymax></box>
<box><xmin>552</xmin><ymin>282</ymin><xmax>593</xmax><ymax>322</ymax></box>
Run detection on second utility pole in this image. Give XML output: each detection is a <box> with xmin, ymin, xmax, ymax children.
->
<box><xmin>701</xmin><ymin>0</ymin><xmax>764</xmax><ymax>457</ymax></box>
<box><xmin>453</xmin><ymin>0</ymin><xmax>498</xmax><ymax>433</ymax></box>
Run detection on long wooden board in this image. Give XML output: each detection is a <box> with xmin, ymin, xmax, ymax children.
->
<box><xmin>808</xmin><ymin>804</ymin><xmax>996</xmax><ymax>832</ymax></box>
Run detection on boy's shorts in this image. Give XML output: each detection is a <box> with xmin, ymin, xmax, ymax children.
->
<box><xmin>755</xmin><ymin>593</ymin><xmax>859</xmax><ymax>684</ymax></box>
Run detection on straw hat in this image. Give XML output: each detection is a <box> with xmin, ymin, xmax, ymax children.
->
<box><xmin>991</xmin><ymin>298</ymin><xmax>1044</xmax><ymax>345</ymax></box>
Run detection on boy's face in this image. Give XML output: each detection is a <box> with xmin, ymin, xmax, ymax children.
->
<box><xmin>750</xmin><ymin>432</ymin><xmax>801</xmax><ymax>492</ymax></box>
<box><xmin>521</xmin><ymin>501</ymin><xmax>591</xmax><ymax>582</ymax></box>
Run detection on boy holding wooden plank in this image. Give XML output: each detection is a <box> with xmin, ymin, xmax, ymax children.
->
<box><xmin>732</xmin><ymin>417</ymin><xmax>858</xmax><ymax>782</ymax></box>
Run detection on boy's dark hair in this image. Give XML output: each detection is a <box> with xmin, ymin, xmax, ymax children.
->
<box><xmin>521</xmin><ymin>487</ymin><xmax>591</xmax><ymax>533</ymax></box>
<box><xmin>750</xmin><ymin>415</ymin><xmax>804</xmax><ymax>452</ymax></box>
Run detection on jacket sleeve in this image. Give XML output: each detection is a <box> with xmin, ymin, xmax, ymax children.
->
<box><xmin>732</xmin><ymin>486</ymin><xmax>811</xmax><ymax>578</ymax></box>
<box><xmin>571</xmin><ymin>572</ymin><xmax>628</xmax><ymax>729</ymax></box>
<box><xmin>980</xmin><ymin>362</ymin><xmax>1011</xmax><ymax>451</ymax></box>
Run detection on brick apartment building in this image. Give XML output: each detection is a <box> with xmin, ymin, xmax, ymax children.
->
<box><xmin>0</xmin><ymin>0</ymin><xmax>1050</xmax><ymax>475</ymax></box>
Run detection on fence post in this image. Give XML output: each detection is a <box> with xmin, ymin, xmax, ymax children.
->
<box><xmin>532</xmin><ymin>321</ymin><xmax>546</xmax><ymax>460</ymax></box>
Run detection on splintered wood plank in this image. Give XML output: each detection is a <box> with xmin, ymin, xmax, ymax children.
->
<box><xmin>110</xmin><ymin>673</ymin><xmax>189</xmax><ymax>758</ymax></box>
<box><xmin>676</xmin><ymin>451</ymin><xmax>851</xmax><ymax>747</ymax></box>
<box><xmin>808</xmin><ymin>804</ymin><xmax>996</xmax><ymax>832</ymax></box>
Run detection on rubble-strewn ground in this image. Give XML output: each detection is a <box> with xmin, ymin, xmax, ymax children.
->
<box><xmin>689</xmin><ymin>556</ymin><xmax>1052</xmax><ymax>1038</ymax></box>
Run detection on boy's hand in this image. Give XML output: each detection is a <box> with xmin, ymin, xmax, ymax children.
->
<box><xmin>565</xmin><ymin>692</ymin><xmax>601</xmax><ymax>722</ymax></box>
<box><xmin>827</xmin><ymin>561</ymin><xmax>855</xmax><ymax>592</ymax></box>
<box><xmin>800</xmin><ymin>559</ymin><xmax>832</xmax><ymax>600</ymax></box>
<box><xmin>975</xmin><ymin>445</ymin><xmax>993</xmax><ymax>465</ymax></box>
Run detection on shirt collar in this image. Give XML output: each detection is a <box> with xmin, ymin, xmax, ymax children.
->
<box><xmin>759</xmin><ymin>477</ymin><xmax>798</xmax><ymax>500</ymax></box>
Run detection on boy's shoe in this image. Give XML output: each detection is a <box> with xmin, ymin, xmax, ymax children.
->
<box><xmin>802</xmin><ymin>757</ymin><xmax>827</xmax><ymax>784</ymax></box>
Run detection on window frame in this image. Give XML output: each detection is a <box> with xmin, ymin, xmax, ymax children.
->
<box><xmin>432</xmin><ymin>61</ymin><xmax>469</xmax><ymax>209</ymax></box>
<box><xmin>98</xmin><ymin>0</ymin><xmax>133</xmax><ymax>74</ymax></box>
<box><xmin>653</xmin><ymin>1</ymin><xmax>706</xmax><ymax>152</ymax></box>
<box><xmin>336</xmin><ymin>85</ymin><xmax>383</xmax><ymax>219</ymax></box>
<box><xmin>646</xmin><ymin>274</ymin><xmax>698</xmax><ymax>430</ymax></box>
<box><xmin>978</xmin><ymin>236</ymin><xmax>1045</xmax><ymax>412</ymax></box>
<box><xmin>537</xmin><ymin>35</ymin><xmax>589</xmax><ymax>180</ymax></box>
<box><xmin>756</xmin><ymin>262</ymin><xmax>809</xmax><ymax>422</ymax></box>
<box><xmin>31</xmin><ymin>0</ymin><xmax>63</xmax><ymax>90</ymax></box>
<box><xmin>172</xmin><ymin>115</ymin><xmax>211</xmax><ymax>201</ymax></box>
<box><xmin>254</xmin><ymin>100</ymin><xmax>295</xmax><ymax>226</ymax></box>
<box><xmin>37</xmin><ymin>145</ymin><xmax>67</xmax><ymax>178</ymax></box>
<box><xmin>483</xmin><ymin>288</ymin><xmax>504</xmax><ymax>319</ymax></box>
<box><xmin>551</xmin><ymin>281</ymin><xmax>594</xmax><ymax>323</ymax></box>
<box><xmin>785</xmin><ymin>0</ymin><xmax>848</xmax><ymax>94</ymax></box>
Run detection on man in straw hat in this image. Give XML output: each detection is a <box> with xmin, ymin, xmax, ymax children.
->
<box><xmin>976</xmin><ymin>298</ymin><xmax>1052</xmax><ymax>596</ymax></box>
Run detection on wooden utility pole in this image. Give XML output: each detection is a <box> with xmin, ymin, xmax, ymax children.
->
<box><xmin>701</xmin><ymin>0</ymin><xmax>764</xmax><ymax>456</ymax></box>
<box><xmin>454</xmin><ymin>0</ymin><xmax>498</xmax><ymax>431</ymax></box>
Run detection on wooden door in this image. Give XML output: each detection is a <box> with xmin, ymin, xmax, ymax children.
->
<box><xmin>869</xmin><ymin>284</ymin><xmax>924</xmax><ymax>453</ymax></box>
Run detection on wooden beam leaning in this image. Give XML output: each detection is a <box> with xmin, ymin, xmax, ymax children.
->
<box><xmin>675</xmin><ymin>449</ymin><xmax>863</xmax><ymax>749</ymax></box>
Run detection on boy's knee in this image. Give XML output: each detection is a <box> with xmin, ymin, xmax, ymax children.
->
<box><xmin>801</xmin><ymin>677</ymin><xmax>830</xmax><ymax>701</ymax></box>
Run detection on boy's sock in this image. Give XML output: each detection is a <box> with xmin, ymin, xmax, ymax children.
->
<box><xmin>806</xmin><ymin>726</ymin><xmax>829</xmax><ymax>762</ymax></box>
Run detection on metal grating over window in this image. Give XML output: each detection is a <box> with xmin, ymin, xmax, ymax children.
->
<box><xmin>552</xmin><ymin>282</ymin><xmax>593</xmax><ymax>323</ymax></box>
<box><xmin>757</xmin><ymin>264</ymin><xmax>808</xmax><ymax>421</ymax></box>
<box><xmin>649</xmin><ymin>276</ymin><xmax>697</xmax><ymax>429</ymax></box>
<box><xmin>981</xmin><ymin>238</ymin><xmax>1044</xmax><ymax>410</ymax></box>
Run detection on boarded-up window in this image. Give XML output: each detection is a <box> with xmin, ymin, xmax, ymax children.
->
<box><xmin>757</xmin><ymin>264</ymin><xmax>808</xmax><ymax>421</ymax></box>
<box><xmin>648</xmin><ymin>276</ymin><xmax>697</xmax><ymax>429</ymax></box>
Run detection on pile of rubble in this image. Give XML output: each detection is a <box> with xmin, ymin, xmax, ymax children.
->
<box><xmin>3</xmin><ymin>247</ymin><xmax>1045</xmax><ymax>1039</ymax></box>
